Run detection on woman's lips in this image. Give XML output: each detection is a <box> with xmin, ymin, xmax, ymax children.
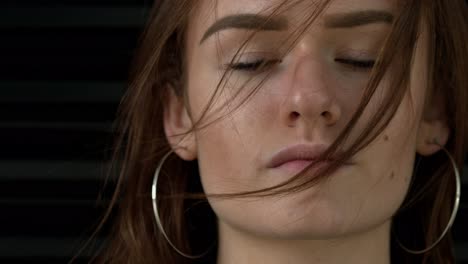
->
<box><xmin>275</xmin><ymin>159</ymin><xmax>330</xmax><ymax>175</ymax></box>
<box><xmin>266</xmin><ymin>143</ymin><xmax>331</xmax><ymax>169</ymax></box>
<box><xmin>280</xmin><ymin>159</ymin><xmax>313</xmax><ymax>170</ymax></box>
<box><xmin>266</xmin><ymin>143</ymin><xmax>352</xmax><ymax>175</ymax></box>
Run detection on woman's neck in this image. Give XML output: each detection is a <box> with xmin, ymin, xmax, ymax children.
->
<box><xmin>216</xmin><ymin>220</ymin><xmax>391</xmax><ymax>264</ymax></box>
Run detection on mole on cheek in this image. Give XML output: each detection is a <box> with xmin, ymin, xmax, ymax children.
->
<box><xmin>390</xmin><ymin>171</ymin><xmax>395</xmax><ymax>180</ymax></box>
<box><xmin>383</xmin><ymin>135</ymin><xmax>389</xmax><ymax>141</ymax></box>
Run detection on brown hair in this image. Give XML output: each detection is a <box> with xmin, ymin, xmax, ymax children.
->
<box><xmin>82</xmin><ymin>0</ymin><xmax>467</xmax><ymax>263</ymax></box>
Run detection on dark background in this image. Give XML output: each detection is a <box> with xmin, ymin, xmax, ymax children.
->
<box><xmin>0</xmin><ymin>1</ymin><xmax>466</xmax><ymax>263</ymax></box>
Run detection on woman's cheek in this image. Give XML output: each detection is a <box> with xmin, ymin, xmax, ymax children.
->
<box><xmin>195</xmin><ymin>119</ymin><xmax>252</xmax><ymax>193</ymax></box>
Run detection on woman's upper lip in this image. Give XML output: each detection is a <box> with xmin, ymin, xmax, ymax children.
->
<box><xmin>266</xmin><ymin>143</ymin><xmax>332</xmax><ymax>168</ymax></box>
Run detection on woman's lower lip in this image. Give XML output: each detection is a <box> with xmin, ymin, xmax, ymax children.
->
<box><xmin>271</xmin><ymin>160</ymin><xmax>352</xmax><ymax>176</ymax></box>
<box><xmin>275</xmin><ymin>160</ymin><xmax>327</xmax><ymax>174</ymax></box>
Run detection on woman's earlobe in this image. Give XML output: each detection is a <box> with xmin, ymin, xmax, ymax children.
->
<box><xmin>416</xmin><ymin>119</ymin><xmax>450</xmax><ymax>156</ymax></box>
<box><xmin>163</xmin><ymin>86</ymin><xmax>197</xmax><ymax>161</ymax></box>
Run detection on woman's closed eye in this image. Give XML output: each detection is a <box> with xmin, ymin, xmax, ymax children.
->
<box><xmin>227</xmin><ymin>59</ymin><xmax>282</xmax><ymax>72</ymax></box>
<box><xmin>335</xmin><ymin>58</ymin><xmax>375</xmax><ymax>71</ymax></box>
<box><xmin>226</xmin><ymin>58</ymin><xmax>376</xmax><ymax>73</ymax></box>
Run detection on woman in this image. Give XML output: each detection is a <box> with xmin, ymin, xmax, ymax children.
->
<box><xmin>91</xmin><ymin>0</ymin><xmax>467</xmax><ymax>263</ymax></box>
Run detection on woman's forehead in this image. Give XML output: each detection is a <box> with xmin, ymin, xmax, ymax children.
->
<box><xmin>188</xmin><ymin>0</ymin><xmax>396</xmax><ymax>43</ymax></box>
<box><xmin>192</xmin><ymin>0</ymin><xmax>395</xmax><ymax>24</ymax></box>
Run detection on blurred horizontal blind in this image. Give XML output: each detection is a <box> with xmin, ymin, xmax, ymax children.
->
<box><xmin>0</xmin><ymin>1</ymin><xmax>149</xmax><ymax>263</ymax></box>
<box><xmin>0</xmin><ymin>1</ymin><xmax>467</xmax><ymax>263</ymax></box>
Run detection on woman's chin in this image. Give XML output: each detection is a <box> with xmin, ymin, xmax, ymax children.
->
<box><xmin>214</xmin><ymin>194</ymin><xmax>353</xmax><ymax>241</ymax></box>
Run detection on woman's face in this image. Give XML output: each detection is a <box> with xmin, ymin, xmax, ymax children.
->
<box><xmin>165</xmin><ymin>0</ymin><xmax>448</xmax><ymax>240</ymax></box>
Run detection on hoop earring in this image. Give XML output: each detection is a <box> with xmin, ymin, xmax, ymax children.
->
<box><xmin>151</xmin><ymin>150</ymin><xmax>212</xmax><ymax>259</ymax></box>
<box><xmin>395</xmin><ymin>139</ymin><xmax>461</xmax><ymax>254</ymax></box>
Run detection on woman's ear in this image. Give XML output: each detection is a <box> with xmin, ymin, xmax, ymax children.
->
<box><xmin>163</xmin><ymin>85</ymin><xmax>197</xmax><ymax>161</ymax></box>
<box><xmin>416</xmin><ymin>92</ymin><xmax>450</xmax><ymax>156</ymax></box>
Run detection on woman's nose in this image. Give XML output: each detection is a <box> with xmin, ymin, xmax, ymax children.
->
<box><xmin>280</xmin><ymin>56</ymin><xmax>341</xmax><ymax>128</ymax></box>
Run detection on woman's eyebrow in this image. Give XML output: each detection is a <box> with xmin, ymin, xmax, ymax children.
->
<box><xmin>199</xmin><ymin>10</ymin><xmax>394</xmax><ymax>45</ymax></box>
<box><xmin>199</xmin><ymin>14</ymin><xmax>288</xmax><ymax>44</ymax></box>
<box><xmin>324</xmin><ymin>10</ymin><xmax>394</xmax><ymax>28</ymax></box>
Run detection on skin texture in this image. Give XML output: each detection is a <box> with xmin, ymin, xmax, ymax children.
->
<box><xmin>164</xmin><ymin>0</ymin><xmax>450</xmax><ymax>263</ymax></box>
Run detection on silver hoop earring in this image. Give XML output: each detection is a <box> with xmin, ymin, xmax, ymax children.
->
<box><xmin>395</xmin><ymin>140</ymin><xmax>461</xmax><ymax>254</ymax></box>
<box><xmin>151</xmin><ymin>150</ymin><xmax>212</xmax><ymax>259</ymax></box>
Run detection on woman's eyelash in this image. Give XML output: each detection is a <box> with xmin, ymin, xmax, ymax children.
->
<box><xmin>227</xmin><ymin>58</ymin><xmax>375</xmax><ymax>72</ymax></box>
<box><xmin>335</xmin><ymin>58</ymin><xmax>375</xmax><ymax>69</ymax></box>
<box><xmin>228</xmin><ymin>59</ymin><xmax>282</xmax><ymax>72</ymax></box>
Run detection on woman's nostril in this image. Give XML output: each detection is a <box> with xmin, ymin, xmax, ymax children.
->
<box><xmin>321</xmin><ymin>111</ymin><xmax>334</xmax><ymax>121</ymax></box>
<box><xmin>290</xmin><ymin>111</ymin><xmax>300</xmax><ymax>119</ymax></box>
